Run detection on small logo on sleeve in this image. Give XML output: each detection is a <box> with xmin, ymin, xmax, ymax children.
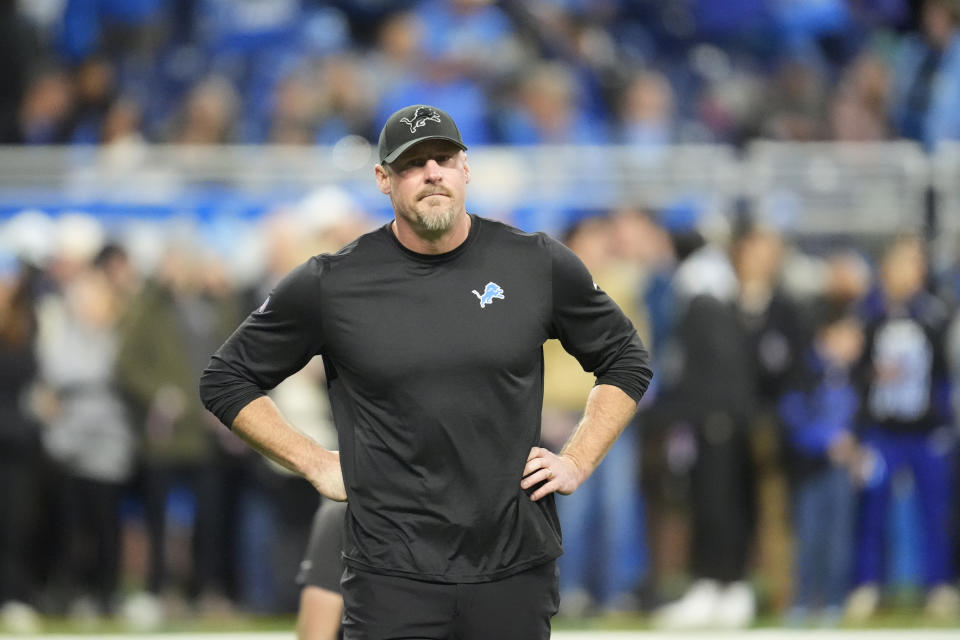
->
<box><xmin>257</xmin><ymin>296</ymin><xmax>270</xmax><ymax>313</ymax></box>
<box><xmin>472</xmin><ymin>282</ymin><xmax>504</xmax><ymax>309</ymax></box>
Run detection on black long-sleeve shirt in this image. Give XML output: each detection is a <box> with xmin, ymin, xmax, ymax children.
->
<box><xmin>858</xmin><ymin>291</ymin><xmax>952</xmax><ymax>433</ymax></box>
<box><xmin>200</xmin><ymin>215</ymin><xmax>651</xmax><ymax>582</ymax></box>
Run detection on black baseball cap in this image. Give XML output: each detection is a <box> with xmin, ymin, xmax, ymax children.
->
<box><xmin>377</xmin><ymin>104</ymin><xmax>467</xmax><ymax>165</ymax></box>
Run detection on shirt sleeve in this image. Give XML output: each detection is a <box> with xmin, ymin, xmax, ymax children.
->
<box><xmin>199</xmin><ymin>257</ymin><xmax>327</xmax><ymax>427</ymax></box>
<box><xmin>546</xmin><ymin>236</ymin><xmax>653</xmax><ymax>403</ymax></box>
<box><xmin>779</xmin><ymin>389</ymin><xmax>845</xmax><ymax>456</ymax></box>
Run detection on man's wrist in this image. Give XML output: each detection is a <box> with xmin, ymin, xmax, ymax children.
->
<box><xmin>303</xmin><ymin>445</ymin><xmax>335</xmax><ymax>480</ymax></box>
<box><xmin>560</xmin><ymin>451</ymin><xmax>588</xmax><ymax>485</ymax></box>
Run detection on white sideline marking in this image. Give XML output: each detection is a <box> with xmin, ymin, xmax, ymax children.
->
<box><xmin>3</xmin><ymin>632</ymin><xmax>960</xmax><ymax>640</ymax></box>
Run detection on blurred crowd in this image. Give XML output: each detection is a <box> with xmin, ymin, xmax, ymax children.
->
<box><xmin>544</xmin><ymin>208</ymin><xmax>960</xmax><ymax>628</ymax></box>
<box><xmin>1</xmin><ymin>0</ymin><xmax>960</xmax><ymax>150</ymax></box>
<box><xmin>2</xmin><ymin>190</ymin><xmax>960</xmax><ymax>632</ymax></box>
<box><xmin>0</xmin><ymin>196</ymin><xmax>372</xmax><ymax>632</ymax></box>
<box><xmin>2</xmin><ymin>0</ymin><xmax>960</xmax><ymax>634</ymax></box>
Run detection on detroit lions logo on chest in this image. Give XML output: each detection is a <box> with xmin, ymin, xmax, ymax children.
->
<box><xmin>472</xmin><ymin>282</ymin><xmax>504</xmax><ymax>309</ymax></box>
<box><xmin>400</xmin><ymin>107</ymin><xmax>442</xmax><ymax>133</ymax></box>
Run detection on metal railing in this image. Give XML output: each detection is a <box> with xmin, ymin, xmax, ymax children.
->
<box><xmin>0</xmin><ymin>141</ymin><xmax>955</xmax><ymax>235</ymax></box>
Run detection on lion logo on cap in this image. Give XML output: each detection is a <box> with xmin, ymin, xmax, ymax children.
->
<box><xmin>400</xmin><ymin>107</ymin><xmax>442</xmax><ymax>134</ymax></box>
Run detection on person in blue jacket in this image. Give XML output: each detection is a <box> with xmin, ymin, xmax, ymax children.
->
<box><xmin>779</xmin><ymin>304</ymin><xmax>864</xmax><ymax>626</ymax></box>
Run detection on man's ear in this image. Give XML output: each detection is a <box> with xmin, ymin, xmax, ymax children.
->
<box><xmin>463</xmin><ymin>155</ymin><xmax>471</xmax><ymax>184</ymax></box>
<box><xmin>375</xmin><ymin>164</ymin><xmax>391</xmax><ymax>195</ymax></box>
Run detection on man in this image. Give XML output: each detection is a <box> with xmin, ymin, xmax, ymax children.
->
<box><xmin>200</xmin><ymin>104</ymin><xmax>652</xmax><ymax>638</ymax></box>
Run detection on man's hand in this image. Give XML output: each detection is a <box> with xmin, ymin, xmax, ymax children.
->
<box><xmin>232</xmin><ymin>396</ymin><xmax>347</xmax><ymax>501</ymax></box>
<box><xmin>306</xmin><ymin>449</ymin><xmax>347</xmax><ymax>502</ymax></box>
<box><xmin>520</xmin><ymin>385</ymin><xmax>639</xmax><ymax>501</ymax></box>
<box><xmin>521</xmin><ymin>446</ymin><xmax>585</xmax><ymax>502</ymax></box>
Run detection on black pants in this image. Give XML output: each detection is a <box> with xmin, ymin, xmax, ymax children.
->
<box><xmin>0</xmin><ymin>456</ymin><xmax>38</xmax><ymax>603</ymax></box>
<box><xmin>690</xmin><ymin>413</ymin><xmax>755</xmax><ymax>583</ymax></box>
<box><xmin>59</xmin><ymin>474</ymin><xmax>122</xmax><ymax>612</ymax></box>
<box><xmin>142</xmin><ymin>462</ymin><xmax>222</xmax><ymax>597</ymax></box>
<box><xmin>341</xmin><ymin>561</ymin><xmax>558</xmax><ymax>640</ymax></box>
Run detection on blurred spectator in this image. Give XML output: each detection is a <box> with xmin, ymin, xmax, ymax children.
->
<box><xmin>823</xmin><ymin>249</ymin><xmax>873</xmax><ymax>311</ymax></box>
<box><xmin>59</xmin><ymin>56</ymin><xmax>118</xmax><ymax>144</ymax></box>
<box><xmin>695</xmin><ymin>66</ymin><xmax>767</xmax><ymax>145</ymax></box>
<box><xmin>829</xmin><ymin>54</ymin><xmax>891</xmax><ymax>141</ymax></box>
<box><xmin>498</xmin><ymin>61</ymin><xmax>609</xmax><ymax>144</ymax></box>
<box><xmin>779</xmin><ymin>305</ymin><xmax>864</xmax><ymax>627</ymax></box>
<box><xmin>731</xmin><ymin>223</ymin><xmax>807</xmax><ymax>614</ymax></box>
<box><xmin>889</xmin><ymin>0</ymin><xmax>960</xmax><ymax>148</ymax></box>
<box><xmin>607</xmin><ymin>208</ymin><xmax>680</xmax><ymax>609</ymax></box>
<box><xmin>192</xmin><ymin>251</ymin><xmax>259</xmax><ymax>616</ymax></box>
<box><xmin>370</xmin><ymin>9</ymin><xmax>493</xmax><ymax>145</ymax></box>
<box><xmin>653</xmin><ymin>226</ymin><xmax>757</xmax><ymax>630</ymax></box>
<box><xmin>365</xmin><ymin>10</ymin><xmax>424</xmax><ymax>94</ymax></box>
<box><xmin>513</xmin><ymin>1</ymin><xmax>640</xmax><ymax>122</ymax></box>
<box><xmin>0</xmin><ymin>254</ymin><xmax>42</xmax><ymax>634</ymax></box>
<box><xmin>608</xmin><ymin>207</ymin><xmax>677</xmax><ymax>355</ymax></box>
<box><xmin>115</xmin><ymin>242</ymin><xmax>243</xmax><ymax>624</ymax></box>
<box><xmin>167</xmin><ymin>75</ymin><xmax>238</xmax><ymax>144</ymax></box>
<box><xmin>35</xmin><ymin>245</ymin><xmax>135</xmax><ymax>620</ymax></box>
<box><xmin>542</xmin><ymin>212</ymin><xmax>650</xmax><ymax>617</ymax></box>
<box><xmin>101</xmin><ymin>97</ymin><xmax>144</xmax><ymax>144</ymax></box>
<box><xmin>100</xmin><ymin>97</ymin><xmax>148</xmax><ymax>158</ymax></box>
<box><xmin>312</xmin><ymin>55</ymin><xmax>377</xmax><ymax>145</ymax></box>
<box><xmin>616</xmin><ymin>70</ymin><xmax>677</xmax><ymax>148</ymax></box>
<box><xmin>0</xmin><ymin>0</ymin><xmax>42</xmax><ymax>143</ymax></box>
<box><xmin>759</xmin><ymin>58</ymin><xmax>829</xmax><ymax>141</ymax></box>
<box><xmin>848</xmin><ymin>234</ymin><xmax>959</xmax><ymax>621</ymax></box>
<box><xmin>19</xmin><ymin>69</ymin><xmax>75</xmax><ymax>145</ymax></box>
<box><xmin>93</xmin><ymin>242</ymin><xmax>141</xmax><ymax>309</ymax></box>
<box><xmin>265</xmin><ymin>70</ymin><xmax>321</xmax><ymax>145</ymax></box>
<box><xmin>36</xmin><ymin>214</ymin><xmax>107</xmax><ymax>304</ymax></box>
<box><xmin>412</xmin><ymin>0</ymin><xmax>524</xmax><ymax>82</ymax></box>
<box><xmin>733</xmin><ymin>224</ymin><xmax>806</xmax><ymax>416</ymax></box>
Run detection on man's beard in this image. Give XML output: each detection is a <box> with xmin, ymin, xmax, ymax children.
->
<box><xmin>415</xmin><ymin>203</ymin><xmax>458</xmax><ymax>233</ymax></box>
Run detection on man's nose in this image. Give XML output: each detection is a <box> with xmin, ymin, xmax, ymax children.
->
<box><xmin>424</xmin><ymin>158</ymin><xmax>443</xmax><ymax>181</ymax></box>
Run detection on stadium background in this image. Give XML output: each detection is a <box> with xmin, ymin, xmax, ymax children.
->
<box><xmin>2</xmin><ymin>0</ymin><xmax>960</xmax><ymax>636</ymax></box>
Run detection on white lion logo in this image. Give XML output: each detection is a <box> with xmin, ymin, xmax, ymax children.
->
<box><xmin>400</xmin><ymin>107</ymin><xmax>442</xmax><ymax>134</ymax></box>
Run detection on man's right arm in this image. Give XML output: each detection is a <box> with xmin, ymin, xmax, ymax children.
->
<box><xmin>233</xmin><ymin>396</ymin><xmax>345</xmax><ymax>501</ymax></box>
<box><xmin>199</xmin><ymin>258</ymin><xmax>343</xmax><ymax>498</ymax></box>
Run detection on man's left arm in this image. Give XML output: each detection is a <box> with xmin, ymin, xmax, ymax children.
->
<box><xmin>522</xmin><ymin>237</ymin><xmax>653</xmax><ymax>501</ymax></box>
<box><xmin>522</xmin><ymin>383</ymin><xmax>637</xmax><ymax>501</ymax></box>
